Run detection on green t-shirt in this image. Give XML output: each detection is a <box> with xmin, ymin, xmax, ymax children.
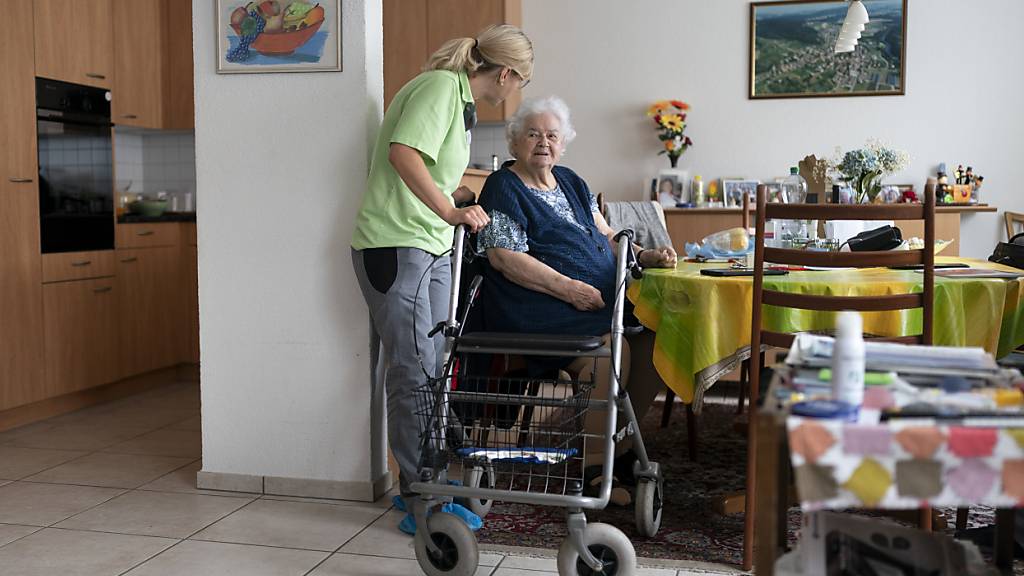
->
<box><xmin>351</xmin><ymin>69</ymin><xmax>473</xmax><ymax>256</ymax></box>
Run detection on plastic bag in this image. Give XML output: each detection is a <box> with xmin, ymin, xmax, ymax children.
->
<box><xmin>685</xmin><ymin>227</ymin><xmax>753</xmax><ymax>259</ymax></box>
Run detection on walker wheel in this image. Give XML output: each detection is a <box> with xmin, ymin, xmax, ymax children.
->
<box><xmin>414</xmin><ymin>512</ymin><xmax>479</xmax><ymax>576</ymax></box>
<box><xmin>557</xmin><ymin>522</ymin><xmax>636</xmax><ymax>576</ymax></box>
<box><xmin>634</xmin><ymin>478</ymin><xmax>663</xmax><ymax>537</ymax></box>
<box><xmin>460</xmin><ymin>464</ymin><xmax>495</xmax><ymax>518</ymax></box>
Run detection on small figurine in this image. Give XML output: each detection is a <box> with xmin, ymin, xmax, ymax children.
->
<box><xmin>965</xmin><ymin>166</ymin><xmax>974</xmax><ymax>185</ymax></box>
<box><xmin>955</xmin><ymin>164</ymin><xmax>965</xmax><ymax>184</ymax></box>
<box><xmin>936</xmin><ymin>170</ymin><xmax>949</xmax><ymax>203</ymax></box>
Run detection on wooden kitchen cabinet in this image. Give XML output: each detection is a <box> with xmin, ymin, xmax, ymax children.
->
<box><xmin>113</xmin><ymin>0</ymin><xmax>164</xmax><ymax>128</ymax></box>
<box><xmin>34</xmin><ymin>0</ymin><xmax>114</xmax><ymax>89</ymax></box>
<box><xmin>117</xmin><ymin>245</ymin><xmax>186</xmax><ymax>378</ymax></box>
<box><xmin>383</xmin><ymin>0</ymin><xmax>522</xmax><ymax>121</ymax></box>
<box><xmin>43</xmin><ymin>278</ymin><xmax>119</xmax><ymax>396</ymax></box>
<box><xmin>182</xmin><ymin>223</ymin><xmax>199</xmax><ymax>363</ymax></box>
<box><xmin>0</xmin><ymin>1</ymin><xmax>45</xmax><ymax>410</ymax></box>
<box><xmin>163</xmin><ymin>0</ymin><xmax>195</xmax><ymax>130</ymax></box>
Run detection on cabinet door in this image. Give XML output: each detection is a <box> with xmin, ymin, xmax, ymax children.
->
<box><xmin>383</xmin><ymin>0</ymin><xmax>428</xmax><ymax>109</ymax></box>
<box><xmin>163</xmin><ymin>0</ymin><xmax>194</xmax><ymax>129</ymax></box>
<box><xmin>113</xmin><ymin>0</ymin><xmax>164</xmax><ymax>128</ymax></box>
<box><xmin>34</xmin><ymin>0</ymin><xmax>114</xmax><ymax>88</ymax></box>
<box><xmin>117</xmin><ymin>247</ymin><xmax>184</xmax><ymax>378</ymax></box>
<box><xmin>182</xmin><ymin>237</ymin><xmax>199</xmax><ymax>364</ymax></box>
<box><xmin>425</xmin><ymin>0</ymin><xmax>521</xmax><ymax>122</ymax></box>
<box><xmin>0</xmin><ymin>0</ymin><xmax>45</xmax><ymax>411</ymax></box>
<box><xmin>43</xmin><ymin>278</ymin><xmax>118</xmax><ymax>396</ymax></box>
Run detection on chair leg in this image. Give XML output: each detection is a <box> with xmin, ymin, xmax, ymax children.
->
<box><xmin>736</xmin><ymin>359</ymin><xmax>749</xmax><ymax>415</ymax></box>
<box><xmin>661</xmin><ymin>387</ymin><xmax>675</xmax><ymax>428</ymax></box>
<box><xmin>955</xmin><ymin>507</ymin><xmax>969</xmax><ymax>531</ymax></box>
<box><xmin>686</xmin><ymin>402</ymin><xmax>699</xmax><ymax>461</ymax></box>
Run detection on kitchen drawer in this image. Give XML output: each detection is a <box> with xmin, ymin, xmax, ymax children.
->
<box><xmin>117</xmin><ymin>223</ymin><xmax>181</xmax><ymax>248</ymax></box>
<box><xmin>42</xmin><ymin>251</ymin><xmax>115</xmax><ymax>283</ymax></box>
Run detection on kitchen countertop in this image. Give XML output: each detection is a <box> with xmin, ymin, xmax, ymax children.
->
<box><xmin>118</xmin><ymin>212</ymin><xmax>196</xmax><ymax>224</ymax></box>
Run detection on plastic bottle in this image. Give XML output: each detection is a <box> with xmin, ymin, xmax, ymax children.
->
<box><xmin>832</xmin><ymin>311</ymin><xmax>865</xmax><ymax>408</ymax></box>
<box><xmin>693</xmin><ymin>175</ymin><xmax>705</xmax><ymax>207</ymax></box>
<box><xmin>781</xmin><ymin>166</ymin><xmax>807</xmax><ymax>204</ymax></box>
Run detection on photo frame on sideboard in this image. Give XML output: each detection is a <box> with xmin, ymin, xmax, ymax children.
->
<box><xmin>651</xmin><ymin>169</ymin><xmax>689</xmax><ymax>206</ymax></box>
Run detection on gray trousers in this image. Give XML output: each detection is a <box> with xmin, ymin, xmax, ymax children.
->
<box><xmin>352</xmin><ymin>247</ymin><xmax>450</xmax><ymax>496</ymax></box>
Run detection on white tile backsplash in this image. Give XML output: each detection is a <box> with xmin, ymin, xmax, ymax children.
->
<box><xmin>114</xmin><ymin>128</ymin><xmax>196</xmax><ymax>200</ymax></box>
<box><xmin>469</xmin><ymin>124</ymin><xmax>509</xmax><ymax>170</ymax></box>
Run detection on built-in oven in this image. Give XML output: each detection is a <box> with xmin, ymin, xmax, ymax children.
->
<box><xmin>36</xmin><ymin>78</ymin><xmax>114</xmax><ymax>254</ymax></box>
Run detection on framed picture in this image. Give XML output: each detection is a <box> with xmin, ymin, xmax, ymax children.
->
<box><xmin>217</xmin><ymin>1</ymin><xmax>342</xmax><ymax>73</ymax></box>
<box><xmin>749</xmin><ymin>0</ymin><xmax>907</xmax><ymax>99</ymax></box>
<box><xmin>651</xmin><ymin>169</ymin><xmax>689</xmax><ymax>206</ymax></box>
<box><xmin>722</xmin><ymin>179</ymin><xmax>760</xmax><ymax>206</ymax></box>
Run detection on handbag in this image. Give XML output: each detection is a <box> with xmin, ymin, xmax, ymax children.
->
<box><xmin>989</xmin><ymin>232</ymin><xmax>1024</xmax><ymax>270</ymax></box>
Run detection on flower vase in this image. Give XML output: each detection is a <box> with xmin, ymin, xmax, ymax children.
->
<box><xmin>669</xmin><ymin>155</ymin><xmax>679</xmax><ymax>169</ymax></box>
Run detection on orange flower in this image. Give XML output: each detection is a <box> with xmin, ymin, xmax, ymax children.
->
<box><xmin>671</xmin><ymin>100</ymin><xmax>690</xmax><ymax>110</ymax></box>
<box><xmin>664</xmin><ymin>140</ymin><xmax>676</xmax><ymax>152</ymax></box>
<box><xmin>646</xmin><ymin>100</ymin><xmax>670</xmax><ymax>116</ymax></box>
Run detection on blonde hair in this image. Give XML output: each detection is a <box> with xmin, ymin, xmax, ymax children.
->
<box><xmin>424</xmin><ymin>24</ymin><xmax>533</xmax><ymax>83</ymax></box>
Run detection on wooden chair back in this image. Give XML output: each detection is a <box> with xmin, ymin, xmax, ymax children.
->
<box><xmin>741</xmin><ymin>186</ymin><xmax>935</xmax><ymax>570</ymax></box>
<box><xmin>1005</xmin><ymin>211</ymin><xmax>1024</xmax><ymax>240</ymax></box>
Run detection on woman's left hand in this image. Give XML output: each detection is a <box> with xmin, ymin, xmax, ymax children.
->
<box><xmin>640</xmin><ymin>246</ymin><xmax>677</xmax><ymax>268</ymax></box>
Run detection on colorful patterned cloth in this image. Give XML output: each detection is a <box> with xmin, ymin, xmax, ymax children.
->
<box><xmin>627</xmin><ymin>257</ymin><xmax>1024</xmax><ymax>404</ymax></box>
<box><xmin>787</xmin><ymin>416</ymin><xmax>1024</xmax><ymax>510</ymax></box>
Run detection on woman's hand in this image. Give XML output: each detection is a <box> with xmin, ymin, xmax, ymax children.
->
<box><xmin>443</xmin><ymin>204</ymin><xmax>490</xmax><ymax>232</ymax></box>
<box><xmin>564</xmin><ymin>279</ymin><xmax>605</xmax><ymax>311</ymax></box>
<box><xmin>640</xmin><ymin>246</ymin><xmax>678</xmax><ymax>268</ymax></box>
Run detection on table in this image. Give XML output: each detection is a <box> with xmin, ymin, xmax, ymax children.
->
<box><xmin>755</xmin><ymin>371</ymin><xmax>1022</xmax><ymax>574</ymax></box>
<box><xmin>627</xmin><ymin>257</ymin><xmax>1024</xmax><ymax>412</ymax></box>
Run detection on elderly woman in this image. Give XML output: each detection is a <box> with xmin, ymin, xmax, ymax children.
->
<box><xmin>476</xmin><ymin>96</ymin><xmax>676</xmax><ymax>503</ymax></box>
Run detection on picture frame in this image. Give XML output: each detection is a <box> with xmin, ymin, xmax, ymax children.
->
<box><xmin>651</xmin><ymin>169</ymin><xmax>689</xmax><ymax>206</ymax></box>
<box><xmin>216</xmin><ymin>0</ymin><xmax>342</xmax><ymax>74</ymax></box>
<box><xmin>749</xmin><ymin>0</ymin><xmax>907</xmax><ymax>99</ymax></box>
<box><xmin>722</xmin><ymin>179</ymin><xmax>760</xmax><ymax>206</ymax></box>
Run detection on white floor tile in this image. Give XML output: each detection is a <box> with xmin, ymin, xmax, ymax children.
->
<box><xmin>0</xmin><ymin>446</ymin><xmax>87</xmax><ymax>480</ymax></box>
<box><xmin>191</xmin><ymin>498</ymin><xmax>386</xmax><ymax>552</ymax></box>
<box><xmin>310</xmin><ymin>553</ymin><xmax>496</xmax><ymax>576</ymax></box>
<box><xmin>123</xmin><ymin>540</ymin><xmax>327</xmax><ymax>576</ymax></box>
<box><xmin>0</xmin><ymin>527</ymin><xmax>175</xmax><ymax>576</ymax></box>
<box><xmin>56</xmin><ymin>490</ymin><xmax>253</xmax><ymax>538</ymax></box>
<box><xmin>138</xmin><ymin>459</ymin><xmax>254</xmax><ymax>498</ymax></box>
<box><xmin>338</xmin><ymin>510</ymin><xmax>416</xmax><ymax>559</ymax></box>
<box><xmin>0</xmin><ymin>524</ymin><xmax>41</xmax><ymax>547</ymax></box>
<box><xmin>101</xmin><ymin>428</ymin><xmax>202</xmax><ymax>459</ymax></box>
<box><xmin>0</xmin><ymin>482</ymin><xmax>124</xmax><ymax>526</ymax></box>
<box><xmin>492</xmin><ymin>569</ymin><xmax>557</xmax><ymax>576</ymax></box>
<box><xmin>498</xmin><ymin>555</ymin><xmax>558</xmax><ymax>571</ymax></box>
<box><xmin>5</xmin><ymin>424</ymin><xmax>151</xmax><ymax>451</ymax></box>
<box><xmin>24</xmin><ymin>452</ymin><xmax>194</xmax><ymax>489</ymax></box>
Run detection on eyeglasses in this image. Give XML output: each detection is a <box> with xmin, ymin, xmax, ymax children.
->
<box><xmin>512</xmin><ymin>69</ymin><xmax>530</xmax><ymax>89</ymax></box>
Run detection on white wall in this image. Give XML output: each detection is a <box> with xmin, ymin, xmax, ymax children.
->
<box><xmin>522</xmin><ymin>0</ymin><xmax>1024</xmax><ymax>257</ymax></box>
<box><xmin>194</xmin><ymin>0</ymin><xmax>385</xmax><ymax>491</ymax></box>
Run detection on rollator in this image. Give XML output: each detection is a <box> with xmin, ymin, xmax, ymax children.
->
<box><xmin>412</xmin><ymin>225</ymin><xmax>662</xmax><ymax>576</ymax></box>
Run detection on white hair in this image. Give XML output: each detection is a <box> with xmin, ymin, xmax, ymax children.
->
<box><xmin>505</xmin><ymin>96</ymin><xmax>577</xmax><ymax>155</ymax></box>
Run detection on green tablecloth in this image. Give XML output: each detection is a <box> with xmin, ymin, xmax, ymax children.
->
<box><xmin>627</xmin><ymin>257</ymin><xmax>1024</xmax><ymax>404</ymax></box>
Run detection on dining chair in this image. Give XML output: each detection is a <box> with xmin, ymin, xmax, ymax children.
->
<box><xmin>741</xmin><ymin>185</ymin><xmax>936</xmax><ymax>571</ymax></box>
<box><xmin>1005</xmin><ymin>211</ymin><xmax>1024</xmax><ymax>240</ymax></box>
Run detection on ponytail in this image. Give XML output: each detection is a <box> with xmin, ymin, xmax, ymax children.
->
<box><xmin>424</xmin><ymin>24</ymin><xmax>533</xmax><ymax>82</ymax></box>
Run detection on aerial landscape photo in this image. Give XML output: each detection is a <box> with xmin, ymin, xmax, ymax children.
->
<box><xmin>752</xmin><ymin>0</ymin><xmax>904</xmax><ymax>97</ymax></box>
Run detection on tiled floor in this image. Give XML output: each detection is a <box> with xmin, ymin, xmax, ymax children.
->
<box><xmin>0</xmin><ymin>380</ymin><xmax>741</xmax><ymax>575</ymax></box>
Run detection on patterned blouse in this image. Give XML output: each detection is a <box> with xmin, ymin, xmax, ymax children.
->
<box><xmin>478</xmin><ymin>184</ymin><xmax>600</xmax><ymax>253</ymax></box>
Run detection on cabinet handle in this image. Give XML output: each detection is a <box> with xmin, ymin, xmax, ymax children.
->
<box><xmin>85</xmin><ymin>72</ymin><xmax>106</xmax><ymax>80</ymax></box>
<box><xmin>8</xmin><ymin>177</ymin><xmax>33</xmax><ymax>183</ymax></box>
<box><xmin>120</xmin><ymin>114</ymin><xmax>139</xmax><ymax>119</ymax></box>
<box><xmin>136</xmin><ymin>230</ymin><xmax>154</xmax><ymax>236</ymax></box>
<box><xmin>93</xmin><ymin>286</ymin><xmax>112</xmax><ymax>294</ymax></box>
<box><xmin>120</xmin><ymin>257</ymin><xmax>138</xmax><ymax>263</ymax></box>
<box><xmin>70</xmin><ymin>260</ymin><xmax>92</xmax><ymax>267</ymax></box>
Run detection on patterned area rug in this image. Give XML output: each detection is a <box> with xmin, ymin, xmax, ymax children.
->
<box><xmin>474</xmin><ymin>396</ymin><xmax>1021</xmax><ymax>572</ymax></box>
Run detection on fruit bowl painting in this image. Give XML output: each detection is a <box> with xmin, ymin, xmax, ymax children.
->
<box><xmin>217</xmin><ymin>0</ymin><xmax>341</xmax><ymax>73</ymax></box>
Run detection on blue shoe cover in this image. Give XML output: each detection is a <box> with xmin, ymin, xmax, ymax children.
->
<box><xmin>396</xmin><ymin>502</ymin><xmax>482</xmax><ymax>535</ymax></box>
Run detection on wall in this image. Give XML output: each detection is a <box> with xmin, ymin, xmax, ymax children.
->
<box><xmin>521</xmin><ymin>0</ymin><xmax>1024</xmax><ymax>257</ymax></box>
<box><xmin>193</xmin><ymin>0</ymin><xmax>387</xmax><ymax>497</ymax></box>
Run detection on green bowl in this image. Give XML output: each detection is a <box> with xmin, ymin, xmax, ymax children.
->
<box><xmin>131</xmin><ymin>200</ymin><xmax>168</xmax><ymax>218</ymax></box>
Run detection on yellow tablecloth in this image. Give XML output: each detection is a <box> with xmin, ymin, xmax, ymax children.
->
<box><xmin>627</xmin><ymin>257</ymin><xmax>1024</xmax><ymax>405</ymax></box>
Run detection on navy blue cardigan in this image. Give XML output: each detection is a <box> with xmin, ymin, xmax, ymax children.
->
<box><xmin>476</xmin><ymin>165</ymin><xmax>616</xmax><ymax>337</ymax></box>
